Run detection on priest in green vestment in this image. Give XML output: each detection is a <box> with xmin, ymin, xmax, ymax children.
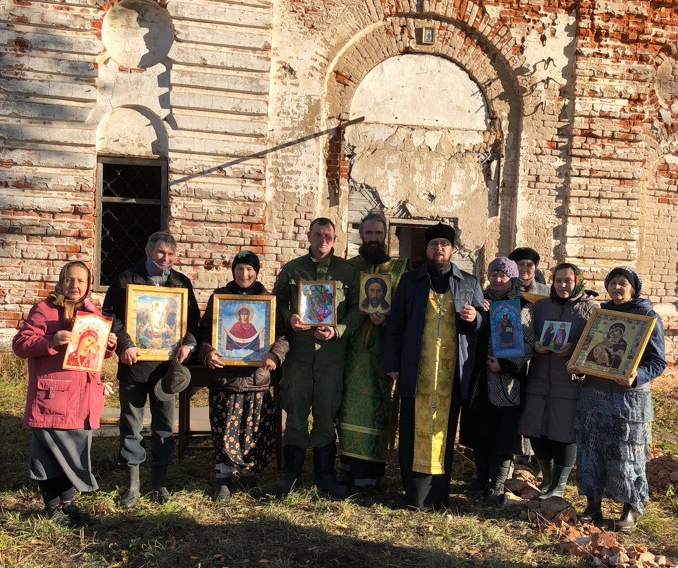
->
<box><xmin>338</xmin><ymin>212</ymin><xmax>412</xmax><ymax>490</ymax></box>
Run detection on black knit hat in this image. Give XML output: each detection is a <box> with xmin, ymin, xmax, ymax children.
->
<box><xmin>604</xmin><ymin>266</ymin><xmax>642</xmax><ymax>297</ymax></box>
<box><xmin>232</xmin><ymin>250</ymin><xmax>260</xmax><ymax>275</ymax></box>
<box><xmin>508</xmin><ymin>247</ymin><xmax>541</xmax><ymax>266</ymax></box>
<box><xmin>425</xmin><ymin>223</ymin><xmax>456</xmax><ymax>245</ymax></box>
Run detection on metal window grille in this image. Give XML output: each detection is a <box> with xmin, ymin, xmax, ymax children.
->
<box><xmin>95</xmin><ymin>157</ymin><xmax>168</xmax><ymax>289</ymax></box>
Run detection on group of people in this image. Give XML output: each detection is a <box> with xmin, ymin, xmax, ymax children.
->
<box><xmin>13</xmin><ymin>216</ymin><xmax>666</xmax><ymax>535</ymax></box>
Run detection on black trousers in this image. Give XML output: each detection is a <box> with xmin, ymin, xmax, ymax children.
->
<box><xmin>398</xmin><ymin>391</ymin><xmax>462</xmax><ymax>511</ymax></box>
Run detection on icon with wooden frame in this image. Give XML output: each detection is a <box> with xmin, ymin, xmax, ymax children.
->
<box><xmin>298</xmin><ymin>280</ymin><xmax>337</xmax><ymax>327</ymax></box>
<box><xmin>211</xmin><ymin>294</ymin><xmax>275</xmax><ymax>366</ymax></box>
<box><xmin>125</xmin><ymin>284</ymin><xmax>188</xmax><ymax>361</ymax></box>
<box><xmin>568</xmin><ymin>308</ymin><xmax>656</xmax><ymax>381</ymax></box>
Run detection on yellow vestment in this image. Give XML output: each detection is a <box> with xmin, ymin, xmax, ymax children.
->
<box><xmin>412</xmin><ymin>290</ymin><xmax>458</xmax><ymax>474</ymax></box>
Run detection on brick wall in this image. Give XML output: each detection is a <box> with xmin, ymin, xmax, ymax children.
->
<box><xmin>2</xmin><ymin>0</ymin><xmax>677</xmax><ymax>364</ymax></box>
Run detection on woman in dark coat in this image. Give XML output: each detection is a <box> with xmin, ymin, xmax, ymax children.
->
<box><xmin>198</xmin><ymin>251</ymin><xmax>289</xmax><ymax>501</ymax></box>
<box><xmin>520</xmin><ymin>263</ymin><xmax>597</xmax><ymax>499</ymax></box>
<box><xmin>461</xmin><ymin>257</ymin><xmax>534</xmax><ymax>505</ymax></box>
<box><xmin>573</xmin><ymin>267</ymin><xmax>666</xmax><ymax>532</ymax></box>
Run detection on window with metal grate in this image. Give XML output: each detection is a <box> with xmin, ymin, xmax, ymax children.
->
<box><xmin>95</xmin><ymin>157</ymin><xmax>168</xmax><ymax>289</ymax></box>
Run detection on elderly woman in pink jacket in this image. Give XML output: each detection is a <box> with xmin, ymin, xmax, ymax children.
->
<box><xmin>13</xmin><ymin>261</ymin><xmax>116</xmax><ymax>526</ymax></box>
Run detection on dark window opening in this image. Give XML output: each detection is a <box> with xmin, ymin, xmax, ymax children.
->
<box><xmin>95</xmin><ymin>158</ymin><xmax>167</xmax><ymax>289</ymax></box>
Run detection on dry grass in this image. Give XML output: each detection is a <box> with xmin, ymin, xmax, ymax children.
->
<box><xmin>1</xmin><ymin>352</ymin><xmax>677</xmax><ymax>567</ymax></box>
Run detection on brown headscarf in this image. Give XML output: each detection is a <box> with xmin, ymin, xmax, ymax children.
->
<box><xmin>48</xmin><ymin>261</ymin><xmax>92</xmax><ymax>328</ymax></box>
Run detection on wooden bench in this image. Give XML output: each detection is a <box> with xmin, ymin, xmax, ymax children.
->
<box><xmin>178</xmin><ymin>365</ymin><xmax>283</xmax><ymax>468</ymax></box>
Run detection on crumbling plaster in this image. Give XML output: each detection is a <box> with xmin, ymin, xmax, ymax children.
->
<box><xmin>267</xmin><ymin>0</ymin><xmax>581</xmax><ymax>265</ymax></box>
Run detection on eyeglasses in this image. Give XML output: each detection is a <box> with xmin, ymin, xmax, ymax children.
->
<box><xmin>427</xmin><ymin>240</ymin><xmax>452</xmax><ymax>249</ymax></box>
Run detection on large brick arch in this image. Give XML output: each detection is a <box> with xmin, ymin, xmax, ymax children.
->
<box><xmin>322</xmin><ymin>8</ymin><xmax>525</xmax><ymax>253</ymax></box>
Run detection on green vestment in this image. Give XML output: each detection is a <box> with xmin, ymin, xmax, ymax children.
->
<box><xmin>338</xmin><ymin>256</ymin><xmax>411</xmax><ymax>463</ymax></box>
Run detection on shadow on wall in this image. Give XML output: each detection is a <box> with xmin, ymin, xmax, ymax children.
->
<box><xmin>170</xmin><ymin>117</ymin><xmax>365</xmax><ymax>185</ymax></box>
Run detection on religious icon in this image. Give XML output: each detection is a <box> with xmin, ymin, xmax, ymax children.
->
<box><xmin>539</xmin><ymin>320</ymin><xmax>571</xmax><ymax>351</ymax></box>
<box><xmin>421</xmin><ymin>27</ymin><xmax>436</xmax><ymax>45</ymax></box>
<box><xmin>359</xmin><ymin>273</ymin><xmax>392</xmax><ymax>315</ymax></box>
<box><xmin>298</xmin><ymin>280</ymin><xmax>337</xmax><ymax>327</ymax></box>
<box><xmin>63</xmin><ymin>311</ymin><xmax>113</xmax><ymax>373</ymax></box>
<box><xmin>569</xmin><ymin>308</ymin><xmax>656</xmax><ymax>380</ymax></box>
<box><xmin>211</xmin><ymin>294</ymin><xmax>275</xmax><ymax>366</ymax></box>
<box><xmin>125</xmin><ymin>284</ymin><xmax>188</xmax><ymax>361</ymax></box>
<box><xmin>489</xmin><ymin>299</ymin><xmax>525</xmax><ymax>358</ymax></box>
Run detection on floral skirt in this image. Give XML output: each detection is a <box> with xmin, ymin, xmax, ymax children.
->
<box><xmin>209</xmin><ymin>390</ymin><xmax>275</xmax><ymax>476</ymax></box>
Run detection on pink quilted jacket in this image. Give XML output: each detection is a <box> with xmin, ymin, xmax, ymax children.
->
<box><xmin>13</xmin><ymin>298</ymin><xmax>115</xmax><ymax>430</ymax></box>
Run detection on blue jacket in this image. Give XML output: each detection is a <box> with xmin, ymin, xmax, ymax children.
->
<box><xmin>383</xmin><ymin>262</ymin><xmax>485</xmax><ymax>400</ymax></box>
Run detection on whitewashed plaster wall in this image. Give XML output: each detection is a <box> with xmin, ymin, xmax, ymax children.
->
<box><xmin>346</xmin><ymin>54</ymin><xmax>492</xmax><ymax>257</ymax></box>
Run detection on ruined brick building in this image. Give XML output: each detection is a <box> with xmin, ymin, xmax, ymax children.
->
<box><xmin>1</xmin><ymin>0</ymin><xmax>677</xmax><ymax>359</ymax></box>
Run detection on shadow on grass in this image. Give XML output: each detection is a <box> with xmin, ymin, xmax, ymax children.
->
<box><xmin>1</xmin><ymin>500</ymin><xmax>549</xmax><ymax>568</ymax></box>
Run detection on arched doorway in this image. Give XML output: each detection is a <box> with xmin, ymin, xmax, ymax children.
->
<box><xmin>345</xmin><ymin>53</ymin><xmax>498</xmax><ymax>273</ymax></box>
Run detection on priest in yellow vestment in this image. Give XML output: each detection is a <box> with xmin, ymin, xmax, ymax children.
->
<box><xmin>384</xmin><ymin>223</ymin><xmax>485</xmax><ymax>510</ymax></box>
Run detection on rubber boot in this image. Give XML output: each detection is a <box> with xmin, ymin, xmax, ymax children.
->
<box><xmin>486</xmin><ymin>457</ymin><xmax>511</xmax><ymax>506</ymax></box>
<box><xmin>151</xmin><ymin>465</ymin><xmax>170</xmax><ymax>504</ymax></box>
<box><xmin>578</xmin><ymin>495</ymin><xmax>603</xmax><ymax>524</ymax></box>
<box><xmin>539</xmin><ymin>464</ymin><xmax>572</xmax><ymax>499</ymax></box>
<box><xmin>616</xmin><ymin>503</ymin><xmax>639</xmax><ymax>533</ymax></box>
<box><xmin>213</xmin><ymin>476</ymin><xmax>232</xmax><ymax>503</ymax></box>
<box><xmin>239</xmin><ymin>474</ymin><xmax>265</xmax><ymax>498</ymax></box>
<box><xmin>313</xmin><ymin>444</ymin><xmax>348</xmax><ymax>500</ymax></box>
<box><xmin>120</xmin><ymin>465</ymin><xmax>140</xmax><ymax>509</ymax></box>
<box><xmin>536</xmin><ymin>459</ymin><xmax>553</xmax><ymax>492</ymax></box>
<box><xmin>279</xmin><ymin>445</ymin><xmax>306</xmax><ymax>498</ymax></box>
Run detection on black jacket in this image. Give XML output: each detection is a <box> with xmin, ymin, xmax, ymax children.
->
<box><xmin>197</xmin><ymin>281</ymin><xmax>289</xmax><ymax>393</ymax></box>
<box><xmin>102</xmin><ymin>261</ymin><xmax>200</xmax><ymax>383</ymax></box>
<box><xmin>384</xmin><ymin>262</ymin><xmax>485</xmax><ymax>400</ymax></box>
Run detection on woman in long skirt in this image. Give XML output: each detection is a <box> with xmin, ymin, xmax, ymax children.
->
<box><xmin>198</xmin><ymin>250</ymin><xmax>289</xmax><ymax>501</ymax></box>
<box><xmin>13</xmin><ymin>261</ymin><xmax>117</xmax><ymax>525</ymax></box>
<box><xmin>573</xmin><ymin>266</ymin><xmax>666</xmax><ymax>532</ymax></box>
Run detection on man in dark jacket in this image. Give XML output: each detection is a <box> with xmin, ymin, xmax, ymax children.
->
<box><xmin>384</xmin><ymin>222</ymin><xmax>485</xmax><ymax>510</ymax></box>
<box><xmin>103</xmin><ymin>232</ymin><xmax>200</xmax><ymax>508</ymax></box>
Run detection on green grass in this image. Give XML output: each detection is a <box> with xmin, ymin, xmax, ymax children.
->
<box><xmin>1</xmin><ymin>353</ymin><xmax>677</xmax><ymax>567</ymax></box>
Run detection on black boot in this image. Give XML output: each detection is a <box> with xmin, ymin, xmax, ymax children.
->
<box><xmin>61</xmin><ymin>501</ymin><xmax>92</xmax><ymax>525</ymax></box>
<box><xmin>578</xmin><ymin>495</ymin><xmax>603</xmax><ymax>524</ymax></box>
<box><xmin>239</xmin><ymin>475</ymin><xmax>265</xmax><ymax>498</ymax></box>
<box><xmin>120</xmin><ymin>465</ymin><xmax>140</xmax><ymax>509</ymax></box>
<box><xmin>485</xmin><ymin>457</ymin><xmax>511</xmax><ymax>506</ymax></box>
<box><xmin>467</xmin><ymin>450</ymin><xmax>490</xmax><ymax>492</ymax></box>
<box><xmin>539</xmin><ymin>464</ymin><xmax>572</xmax><ymax>499</ymax></box>
<box><xmin>313</xmin><ymin>444</ymin><xmax>348</xmax><ymax>500</ymax></box>
<box><xmin>536</xmin><ymin>459</ymin><xmax>553</xmax><ymax>492</ymax></box>
<box><xmin>279</xmin><ymin>445</ymin><xmax>306</xmax><ymax>498</ymax></box>
<box><xmin>151</xmin><ymin>465</ymin><xmax>170</xmax><ymax>504</ymax></box>
<box><xmin>616</xmin><ymin>503</ymin><xmax>639</xmax><ymax>533</ymax></box>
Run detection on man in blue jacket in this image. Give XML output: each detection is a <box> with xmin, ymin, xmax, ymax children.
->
<box><xmin>384</xmin><ymin>222</ymin><xmax>484</xmax><ymax>510</ymax></box>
